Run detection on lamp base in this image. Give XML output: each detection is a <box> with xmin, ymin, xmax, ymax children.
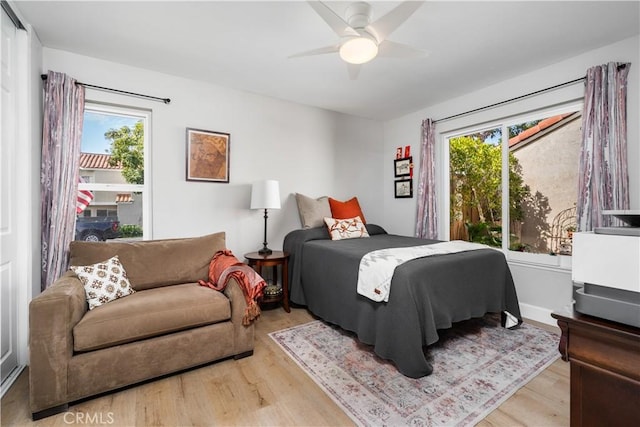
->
<box><xmin>258</xmin><ymin>208</ymin><xmax>273</xmax><ymax>256</ymax></box>
<box><xmin>258</xmin><ymin>247</ymin><xmax>273</xmax><ymax>255</ymax></box>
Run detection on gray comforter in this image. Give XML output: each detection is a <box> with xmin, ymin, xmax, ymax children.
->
<box><xmin>283</xmin><ymin>224</ymin><xmax>522</xmax><ymax>378</ymax></box>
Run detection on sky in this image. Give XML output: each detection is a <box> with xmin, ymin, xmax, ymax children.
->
<box><xmin>81</xmin><ymin>111</ymin><xmax>140</xmax><ymax>154</ymax></box>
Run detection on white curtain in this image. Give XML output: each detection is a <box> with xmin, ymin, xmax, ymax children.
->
<box><xmin>415</xmin><ymin>119</ymin><xmax>438</xmax><ymax>239</ymax></box>
<box><xmin>41</xmin><ymin>71</ymin><xmax>85</xmax><ymax>290</ymax></box>
<box><xmin>576</xmin><ymin>62</ymin><xmax>630</xmax><ymax>231</ymax></box>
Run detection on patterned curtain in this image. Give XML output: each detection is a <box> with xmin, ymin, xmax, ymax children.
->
<box><xmin>41</xmin><ymin>71</ymin><xmax>85</xmax><ymax>290</ymax></box>
<box><xmin>415</xmin><ymin>119</ymin><xmax>438</xmax><ymax>239</ymax></box>
<box><xmin>576</xmin><ymin>62</ymin><xmax>630</xmax><ymax>232</ymax></box>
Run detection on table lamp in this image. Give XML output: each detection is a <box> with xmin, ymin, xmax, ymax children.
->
<box><xmin>250</xmin><ymin>180</ymin><xmax>280</xmax><ymax>255</ymax></box>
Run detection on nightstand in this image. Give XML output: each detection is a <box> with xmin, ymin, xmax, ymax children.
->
<box><xmin>244</xmin><ymin>251</ymin><xmax>290</xmax><ymax>313</ymax></box>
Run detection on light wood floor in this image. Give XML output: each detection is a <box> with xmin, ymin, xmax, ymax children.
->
<box><xmin>1</xmin><ymin>307</ymin><xmax>569</xmax><ymax>426</ymax></box>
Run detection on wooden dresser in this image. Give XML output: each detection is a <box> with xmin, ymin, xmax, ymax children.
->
<box><xmin>551</xmin><ymin>310</ymin><xmax>640</xmax><ymax>427</ymax></box>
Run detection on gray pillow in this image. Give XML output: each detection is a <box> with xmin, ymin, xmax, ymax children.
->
<box><xmin>295</xmin><ymin>193</ymin><xmax>332</xmax><ymax>228</ymax></box>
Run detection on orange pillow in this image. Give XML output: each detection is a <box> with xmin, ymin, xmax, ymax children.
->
<box><xmin>328</xmin><ymin>197</ymin><xmax>366</xmax><ymax>224</ymax></box>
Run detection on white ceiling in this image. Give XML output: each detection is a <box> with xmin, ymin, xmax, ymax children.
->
<box><xmin>14</xmin><ymin>0</ymin><xmax>640</xmax><ymax>120</ymax></box>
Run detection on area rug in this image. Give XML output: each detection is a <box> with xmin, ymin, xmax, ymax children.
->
<box><xmin>269</xmin><ymin>315</ymin><xmax>560</xmax><ymax>426</ymax></box>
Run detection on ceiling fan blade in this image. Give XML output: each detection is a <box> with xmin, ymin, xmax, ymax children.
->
<box><xmin>308</xmin><ymin>1</ymin><xmax>359</xmax><ymax>37</ymax></box>
<box><xmin>377</xmin><ymin>40</ymin><xmax>428</xmax><ymax>59</ymax></box>
<box><xmin>289</xmin><ymin>44</ymin><xmax>340</xmax><ymax>59</ymax></box>
<box><xmin>347</xmin><ymin>63</ymin><xmax>361</xmax><ymax>80</ymax></box>
<box><xmin>368</xmin><ymin>1</ymin><xmax>424</xmax><ymax>41</ymax></box>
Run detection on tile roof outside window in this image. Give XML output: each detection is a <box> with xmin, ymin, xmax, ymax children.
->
<box><xmin>79</xmin><ymin>153</ymin><xmax>122</xmax><ymax>169</ymax></box>
<box><xmin>508</xmin><ymin>113</ymin><xmax>575</xmax><ymax>148</ymax></box>
<box><xmin>115</xmin><ymin>194</ymin><xmax>133</xmax><ymax>203</ymax></box>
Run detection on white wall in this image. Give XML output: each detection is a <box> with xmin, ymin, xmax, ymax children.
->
<box><xmin>42</xmin><ymin>48</ymin><xmax>384</xmax><ymax>257</ymax></box>
<box><xmin>333</xmin><ymin>114</ymin><xmax>385</xmax><ymax>225</ymax></box>
<box><xmin>27</xmin><ymin>25</ymin><xmax>42</xmax><ymax>305</ymax></box>
<box><xmin>383</xmin><ymin>35</ymin><xmax>640</xmax><ymax>325</ymax></box>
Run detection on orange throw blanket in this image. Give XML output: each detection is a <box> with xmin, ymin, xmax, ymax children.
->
<box><xmin>198</xmin><ymin>250</ymin><xmax>266</xmax><ymax>325</ymax></box>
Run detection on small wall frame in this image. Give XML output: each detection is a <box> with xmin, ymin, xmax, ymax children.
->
<box><xmin>186</xmin><ymin>128</ymin><xmax>230</xmax><ymax>183</ymax></box>
<box><xmin>395</xmin><ymin>178</ymin><xmax>413</xmax><ymax>198</ymax></box>
<box><xmin>394</xmin><ymin>156</ymin><xmax>412</xmax><ymax>177</ymax></box>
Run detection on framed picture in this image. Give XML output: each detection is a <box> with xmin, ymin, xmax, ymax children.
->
<box><xmin>394</xmin><ymin>156</ymin><xmax>412</xmax><ymax>177</ymax></box>
<box><xmin>395</xmin><ymin>179</ymin><xmax>413</xmax><ymax>198</ymax></box>
<box><xmin>186</xmin><ymin>128</ymin><xmax>230</xmax><ymax>183</ymax></box>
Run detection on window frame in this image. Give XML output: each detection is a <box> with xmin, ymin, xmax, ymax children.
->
<box><xmin>78</xmin><ymin>102</ymin><xmax>152</xmax><ymax>240</ymax></box>
<box><xmin>442</xmin><ymin>100</ymin><xmax>583</xmax><ymax>270</ymax></box>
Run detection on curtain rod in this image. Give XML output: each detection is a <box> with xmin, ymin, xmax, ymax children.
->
<box><xmin>433</xmin><ymin>76</ymin><xmax>587</xmax><ymax>124</ymax></box>
<box><xmin>40</xmin><ymin>74</ymin><xmax>171</xmax><ymax>104</ymax></box>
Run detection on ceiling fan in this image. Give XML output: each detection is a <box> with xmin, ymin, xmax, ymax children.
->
<box><xmin>290</xmin><ymin>1</ymin><xmax>427</xmax><ymax>79</ymax></box>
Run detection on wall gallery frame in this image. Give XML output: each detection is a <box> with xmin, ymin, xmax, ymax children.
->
<box><xmin>395</xmin><ymin>178</ymin><xmax>413</xmax><ymax>198</ymax></box>
<box><xmin>186</xmin><ymin>128</ymin><xmax>230</xmax><ymax>183</ymax></box>
<box><xmin>394</xmin><ymin>156</ymin><xmax>412</xmax><ymax>177</ymax></box>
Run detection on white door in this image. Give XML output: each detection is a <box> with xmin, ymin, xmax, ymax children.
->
<box><xmin>1</xmin><ymin>8</ymin><xmax>19</xmax><ymax>384</ymax></box>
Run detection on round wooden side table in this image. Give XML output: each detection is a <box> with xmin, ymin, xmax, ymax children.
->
<box><xmin>244</xmin><ymin>251</ymin><xmax>290</xmax><ymax>313</ymax></box>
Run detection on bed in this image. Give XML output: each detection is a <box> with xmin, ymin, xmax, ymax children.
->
<box><xmin>283</xmin><ymin>224</ymin><xmax>522</xmax><ymax>378</ymax></box>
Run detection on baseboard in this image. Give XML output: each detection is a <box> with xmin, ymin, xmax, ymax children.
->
<box><xmin>519</xmin><ymin>303</ymin><xmax>557</xmax><ymax>327</ymax></box>
<box><xmin>1</xmin><ymin>365</ymin><xmax>25</xmax><ymax>399</ymax></box>
<box><xmin>233</xmin><ymin>350</ymin><xmax>254</xmax><ymax>360</ymax></box>
<box><xmin>32</xmin><ymin>403</ymin><xmax>69</xmax><ymax>420</ymax></box>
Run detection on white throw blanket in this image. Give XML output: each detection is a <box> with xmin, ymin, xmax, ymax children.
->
<box><xmin>357</xmin><ymin>240</ymin><xmax>495</xmax><ymax>302</ymax></box>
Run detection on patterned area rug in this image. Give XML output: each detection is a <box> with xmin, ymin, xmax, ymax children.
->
<box><xmin>269</xmin><ymin>315</ymin><xmax>560</xmax><ymax>426</ymax></box>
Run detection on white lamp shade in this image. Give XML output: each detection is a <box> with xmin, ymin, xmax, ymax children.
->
<box><xmin>250</xmin><ymin>180</ymin><xmax>281</xmax><ymax>210</ymax></box>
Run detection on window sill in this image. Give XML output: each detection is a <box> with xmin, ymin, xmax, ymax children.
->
<box><xmin>507</xmin><ymin>255</ymin><xmax>572</xmax><ymax>273</ymax></box>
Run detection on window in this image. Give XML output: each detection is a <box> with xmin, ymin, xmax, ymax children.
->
<box><xmin>75</xmin><ymin>104</ymin><xmax>151</xmax><ymax>241</ymax></box>
<box><xmin>446</xmin><ymin>103</ymin><xmax>582</xmax><ymax>267</ymax></box>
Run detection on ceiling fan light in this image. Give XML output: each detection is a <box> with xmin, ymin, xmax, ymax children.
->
<box><xmin>339</xmin><ymin>37</ymin><xmax>378</xmax><ymax>64</ymax></box>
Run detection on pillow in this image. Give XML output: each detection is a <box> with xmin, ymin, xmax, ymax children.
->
<box><xmin>324</xmin><ymin>216</ymin><xmax>370</xmax><ymax>240</ymax></box>
<box><xmin>295</xmin><ymin>193</ymin><xmax>332</xmax><ymax>228</ymax></box>
<box><xmin>70</xmin><ymin>255</ymin><xmax>135</xmax><ymax>310</ymax></box>
<box><xmin>328</xmin><ymin>197</ymin><xmax>366</xmax><ymax>224</ymax></box>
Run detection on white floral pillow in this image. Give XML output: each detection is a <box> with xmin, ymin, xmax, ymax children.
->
<box><xmin>324</xmin><ymin>216</ymin><xmax>370</xmax><ymax>240</ymax></box>
<box><xmin>70</xmin><ymin>255</ymin><xmax>135</xmax><ymax>310</ymax></box>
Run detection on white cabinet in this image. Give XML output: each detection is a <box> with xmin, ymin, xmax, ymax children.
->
<box><xmin>572</xmin><ymin>232</ymin><xmax>640</xmax><ymax>292</ymax></box>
